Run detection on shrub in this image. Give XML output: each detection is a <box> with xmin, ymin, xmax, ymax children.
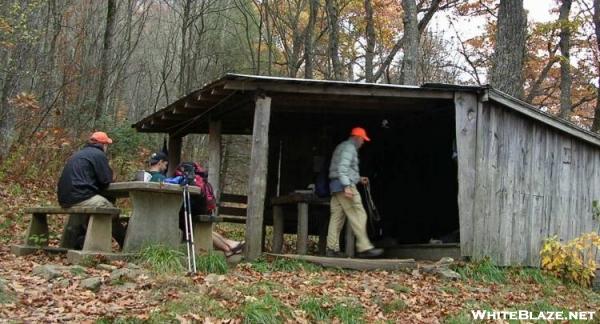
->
<box><xmin>540</xmin><ymin>232</ymin><xmax>600</xmax><ymax>287</ymax></box>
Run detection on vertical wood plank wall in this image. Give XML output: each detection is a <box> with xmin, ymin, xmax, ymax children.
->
<box><xmin>462</xmin><ymin>97</ymin><xmax>600</xmax><ymax>266</ymax></box>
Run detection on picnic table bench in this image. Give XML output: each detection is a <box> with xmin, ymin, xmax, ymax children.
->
<box><xmin>11</xmin><ymin>181</ymin><xmax>214</xmax><ymax>263</ymax></box>
<box><xmin>11</xmin><ymin>207</ymin><xmax>121</xmax><ymax>258</ymax></box>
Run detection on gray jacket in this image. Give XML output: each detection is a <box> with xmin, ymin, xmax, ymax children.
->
<box><xmin>329</xmin><ymin>138</ymin><xmax>360</xmax><ymax>187</ymax></box>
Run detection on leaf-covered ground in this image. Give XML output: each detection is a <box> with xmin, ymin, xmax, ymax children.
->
<box><xmin>1</xmin><ymin>183</ymin><xmax>599</xmax><ymax>323</ymax></box>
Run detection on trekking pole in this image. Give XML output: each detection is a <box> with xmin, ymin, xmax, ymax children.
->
<box><xmin>182</xmin><ymin>184</ymin><xmax>193</xmax><ymax>274</ymax></box>
<box><xmin>185</xmin><ymin>185</ymin><xmax>197</xmax><ymax>274</ymax></box>
<box><xmin>364</xmin><ymin>182</ymin><xmax>383</xmax><ymax>237</ymax></box>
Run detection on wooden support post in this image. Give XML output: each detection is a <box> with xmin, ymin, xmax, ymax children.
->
<box><xmin>167</xmin><ymin>135</ymin><xmax>182</xmax><ymax>177</ymax></box>
<box><xmin>208</xmin><ymin>119</ymin><xmax>222</xmax><ymax>204</ymax></box>
<box><xmin>272</xmin><ymin>205</ymin><xmax>284</xmax><ymax>253</ymax></box>
<box><xmin>244</xmin><ymin>95</ymin><xmax>271</xmax><ymax>261</ymax></box>
<box><xmin>454</xmin><ymin>92</ymin><xmax>478</xmax><ymax>258</ymax></box>
<box><xmin>297</xmin><ymin>202</ymin><xmax>309</xmax><ymax>255</ymax></box>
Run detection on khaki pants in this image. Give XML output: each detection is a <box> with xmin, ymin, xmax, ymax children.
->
<box><xmin>72</xmin><ymin>195</ymin><xmax>114</xmax><ymax>208</ymax></box>
<box><xmin>326</xmin><ymin>185</ymin><xmax>374</xmax><ymax>253</ymax></box>
<box><xmin>62</xmin><ymin>195</ymin><xmax>126</xmax><ymax>249</ymax></box>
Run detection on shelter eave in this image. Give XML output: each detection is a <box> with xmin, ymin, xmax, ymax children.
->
<box><xmin>486</xmin><ymin>88</ymin><xmax>600</xmax><ymax>148</ymax></box>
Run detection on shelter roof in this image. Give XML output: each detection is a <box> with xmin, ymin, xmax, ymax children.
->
<box><xmin>133</xmin><ymin>74</ymin><xmax>600</xmax><ymax>147</ymax></box>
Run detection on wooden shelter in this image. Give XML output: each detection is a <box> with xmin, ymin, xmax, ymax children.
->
<box><xmin>133</xmin><ymin>74</ymin><xmax>600</xmax><ymax>266</ymax></box>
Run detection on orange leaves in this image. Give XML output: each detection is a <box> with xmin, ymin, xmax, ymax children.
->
<box><xmin>9</xmin><ymin>92</ymin><xmax>40</xmax><ymax>111</ymax></box>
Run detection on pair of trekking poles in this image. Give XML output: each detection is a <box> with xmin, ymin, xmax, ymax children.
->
<box><xmin>181</xmin><ymin>180</ymin><xmax>197</xmax><ymax>274</ymax></box>
<box><xmin>363</xmin><ymin>182</ymin><xmax>383</xmax><ymax>238</ymax></box>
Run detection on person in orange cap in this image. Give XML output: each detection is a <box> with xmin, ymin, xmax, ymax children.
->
<box><xmin>57</xmin><ymin>131</ymin><xmax>126</xmax><ymax>249</ymax></box>
<box><xmin>326</xmin><ymin>127</ymin><xmax>383</xmax><ymax>258</ymax></box>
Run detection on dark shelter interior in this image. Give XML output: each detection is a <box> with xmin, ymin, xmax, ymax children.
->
<box><xmin>263</xmin><ymin>95</ymin><xmax>460</xmax><ymax>247</ymax></box>
<box><xmin>134</xmin><ymin>75</ymin><xmax>466</xmax><ymax>258</ymax></box>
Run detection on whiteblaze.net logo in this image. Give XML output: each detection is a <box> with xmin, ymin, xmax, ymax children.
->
<box><xmin>471</xmin><ymin>310</ymin><xmax>596</xmax><ymax>321</ymax></box>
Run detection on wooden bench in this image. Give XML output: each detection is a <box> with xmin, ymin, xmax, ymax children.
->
<box><xmin>191</xmin><ymin>193</ymin><xmax>247</xmax><ymax>253</ymax></box>
<box><xmin>11</xmin><ymin>207</ymin><xmax>121</xmax><ymax>258</ymax></box>
<box><xmin>217</xmin><ymin>193</ymin><xmax>247</xmax><ymax>223</ymax></box>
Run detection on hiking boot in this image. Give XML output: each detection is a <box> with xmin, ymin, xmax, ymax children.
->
<box><xmin>356</xmin><ymin>248</ymin><xmax>384</xmax><ymax>259</ymax></box>
<box><xmin>326</xmin><ymin>248</ymin><xmax>347</xmax><ymax>258</ymax></box>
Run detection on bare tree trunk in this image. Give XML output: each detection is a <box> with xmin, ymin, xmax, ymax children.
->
<box><xmin>0</xmin><ymin>71</ymin><xmax>17</xmax><ymax>160</ymax></box>
<box><xmin>525</xmin><ymin>45</ymin><xmax>559</xmax><ymax>103</ymax></box>
<box><xmin>325</xmin><ymin>0</ymin><xmax>343</xmax><ymax>80</ymax></box>
<box><xmin>490</xmin><ymin>0</ymin><xmax>527</xmax><ymax>99</ymax></box>
<box><xmin>94</xmin><ymin>0</ymin><xmax>117</xmax><ymax>126</ymax></box>
<box><xmin>373</xmin><ymin>0</ymin><xmax>441</xmax><ymax>82</ymax></box>
<box><xmin>400</xmin><ymin>0</ymin><xmax>418</xmax><ymax>85</ymax></box>
<box><xmin>364</xmin><ymin>0</ymin><xmax>375</xmax><ymax>82</ymax></box>
<box><xmin>179</xmin><ymin>0</ymin><xmax>192</xmax><ymax>96</ymax></box>
<box><xmin>265</xmin><ymin>0</ymin><xmax>273</xmax><ymax>76</ymax></box>
<box><xmin>256</xmin><ymin>2</ymin><xmax>263</xmax><ymax>75</ymax></box>
<box><xmin>40</xmin><ymin>0</ymin><xmax>61</xmax><ymax>109</ymax></box>
<box><xmin>591</xmin><ymin>0</ymin><xmax>600</xmax><ymax>132</ymax></box>
<box><xmin>304</xmin><ymin>0</ymin><xmax>318</xmax><ymax>79</ymax></box>
<box><xmin>558</xmin><ymin>0</ymin><xmax>573</xmax><ymax>119</ymax></box>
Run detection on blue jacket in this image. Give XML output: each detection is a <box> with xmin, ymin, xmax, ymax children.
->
<box><xmin>329</xmin><ymin>138</ymin><xmax>360</xmax><ymax>191</ymax></box>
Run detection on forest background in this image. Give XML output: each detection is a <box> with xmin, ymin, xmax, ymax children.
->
<box><xmin>1</xmin><ymin>0</ymin><xmax>599</xmax><ymax>187</ymax></box>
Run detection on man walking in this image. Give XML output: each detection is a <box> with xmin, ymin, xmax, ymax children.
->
<box><xmin>57</xmin><ymin>131</ymin><xmax>126</xmax><ymax>249</ymax></box>
<box><xmin>326</xmin><ymin>127</ymin><xmax>383</xmax><ymax>258</ymax></box>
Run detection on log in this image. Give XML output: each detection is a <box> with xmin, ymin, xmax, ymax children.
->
<box><xmin>268</xmin><ymin>253</ymin><xmax>416</xmax><ymax>271</ymax></box>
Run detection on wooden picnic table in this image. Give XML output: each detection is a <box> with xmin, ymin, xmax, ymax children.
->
<box><xmin>271</xmin><ymin>192</ymin><xmax>356</xmax><ymax>257</ymax></box>
<box><xmin>107</xmin><ymin>181</ymin><xmax>202</xmax><ymax>253</ymax></box>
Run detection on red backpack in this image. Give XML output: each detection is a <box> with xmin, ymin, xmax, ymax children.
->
<box><xmin>175</xmin><ymin>162</ymin><xmax>217</xmax><ymax>213</ymax></box>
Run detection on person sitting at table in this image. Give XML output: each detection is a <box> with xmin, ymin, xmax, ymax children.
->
<box><xmin>146</xmin><ymin>151</ymin><xmax>169</xmax><ymax>181</ymax></box>
<box><xmin>57</xmin><ymin>131</ymin><xmax>127</xmax><ymax>249</ymax></box>
<box><xmin>145</xmin><ymin>152</ymin><xmax>245</xmax><ymax>257</ymax></box>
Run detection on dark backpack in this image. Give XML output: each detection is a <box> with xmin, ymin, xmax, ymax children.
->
<box><xmin>175</xmin><ymin>162</ymin><xmax>217</xmax><ymax>214</ymax></box>
<box><xmin>315</xmin><ymin>156</ymin><xmax>331</xmax><ymax>198</ymax></box>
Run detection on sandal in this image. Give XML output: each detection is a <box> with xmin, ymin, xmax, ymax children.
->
<box><xmin>230</xmin><ymin>241</ymin><xmax>245</xmax><ymax>254</ymax></box>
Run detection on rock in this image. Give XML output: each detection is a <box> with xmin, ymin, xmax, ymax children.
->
<box><xmin>110</xmin><ymin>268</ymin><xmax>141</xmax><ymax>282</ymax></box>
<box><xmin>54</xmin><ymin>278</ymin><xmax>71</xmax><ymax>289</ymax></box>
<box><xmin>97</xmin><ymin>264</ymin><xmax>117</xmax><ymax>271</ymax></box>
<box><xmin>81</xmin><ymin>277</ymin><xmax>102</xmax><ymax>292</ymax></box>
<box><xmin>205</xmin><ymin>274</ymin><xmax>225</xmax><ymax>285</ymax></box>
<box><xmin>226</xmin><ymin>253</ymin><xmax>243</xmax><ymax>265</ymax></box>
<box><xmin>435</xmin><ymin>268</ymin><xmax>462</xmax><ymax>280</ymax></box>
<box><xmin>115</xmin><ymin>283</ymin><xmax>137</xmax><ymax>291</ymax></box>
<box><xmin>421</xmin><ymin>264</ymin><xmax>437</xmax><ymax>274</ymax></box>
<box><xmin>469</xmin><ymin>287</ymin><xmax>491</xmax><ymax>293</ymax></box>
<box><xmin>126</xmin><ymin>263</ymin><xmax>141</xmax><ymax>270</ymax></box>
<box><xmin>436</xmin><ymin>257</ymin><xmax>454</xmax><ymax>266</ymax></box>
<box><xmin>32</xmin><ymin>265</ymin><xmax>62</xmax><ymax>280</ymax></box>
<box><xmin>70</xmin><ymin>265</ymin><xmax>87</xmax><ymax>276</ymax></box>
